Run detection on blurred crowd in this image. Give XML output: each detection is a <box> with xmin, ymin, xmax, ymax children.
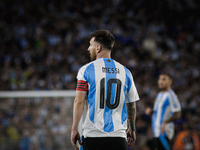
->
<box><xmin>0</xmin><ymin>97</ymin><xmax>73</xmax><ymax>150</ymax></box>
<box><xmin>0</xmin><ymin>0</ymin><xmax>200</xmax><ymax>149</ymax></box>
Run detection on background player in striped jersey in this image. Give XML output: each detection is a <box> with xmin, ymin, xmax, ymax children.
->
<box><xmin>152</xmin><ymin>73</ymin><xmax>181</xmax><ymax>150</ymax></box>
<box><xmin>71</xmin><ymin>30</ymin><xmax>140</xmax><ymax>150</ymax></box>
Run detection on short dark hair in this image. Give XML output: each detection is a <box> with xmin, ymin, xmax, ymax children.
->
<box><xmin>90</xmin><ymin>30</ymin><xmax>115</xmax><ymax>50</ymax></box>
<box><xmin>160</xmin><ymin>72</ymin><xmax>173</xmax><ymax>80</ymax></box>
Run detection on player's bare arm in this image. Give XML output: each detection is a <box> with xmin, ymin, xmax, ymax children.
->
<box><xmin>127</xmin><ymin>102</ymin><xmax>136</xmax><ymax>131</ymax></box>
<box><xmin>71</xmin><ymin>91</ymin><xmax>86</xmax><ymax>150</ymax></box>
<box><xmin>126</xmin><ymin>102</ymin><xmax>136</xmax><ymax>146</ymax></box>
<box><xmin>164</xmin><ymin>111</ymin><xmax>181</xmax><ymax>123</ymax></box>
<box><xmin>161</xmin><ymin>111</ymin><xmax>181</xmax><ymax>135</ymax></box>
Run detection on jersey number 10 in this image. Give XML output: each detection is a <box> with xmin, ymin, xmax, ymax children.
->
<box><xmin>100</xmin><ymin>78</ymin><xmax>121</xmax><ymax>109</ymax></box>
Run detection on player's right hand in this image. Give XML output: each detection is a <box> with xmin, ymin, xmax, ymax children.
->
<box><xmin>71</xmin><ymin>129</ymin><xmax>81</xmax><ymax>150</ymax></box>
<box><xmin>145</xmin><ymin>107</ymin><xmax>152</xmax><ymax>115</ymax></box>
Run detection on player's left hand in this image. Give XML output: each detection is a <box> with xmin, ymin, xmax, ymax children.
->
<box><xmin>161</xmin><ymin>121</ymin><xmax>166</xmax><ymax>135</ymax></box>
<box><xmin>71</xmin><ymin>129</ymin><xmax>81</xmax><ymax>150</ymax></box>
<box><xmin>126</xmin><ymin>129</ymin><xmax>136</xmax><ymax>146</ymax></box>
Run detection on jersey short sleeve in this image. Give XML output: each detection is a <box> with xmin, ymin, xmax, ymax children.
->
<box><xmin>77</xmin><ymin>65</ymin><xmax>87</xmax><ymax>81</ymax></box>
<box><xmin>76</xmin><ymin>64</ymin><xmax>89</xmax><ymax>92</ymax></box>
<box><xmin>124</xmin><ymin>68</ymin><xmax>139</xmax><ymax>103</ymax></box>
<box><xmin>168</xmin><ymin>90</ymin><xmax>181</xmax><ymax>112</ymax></box>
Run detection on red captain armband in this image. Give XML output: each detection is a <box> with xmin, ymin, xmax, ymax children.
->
<box><xmin>76</xmin><ymin>80</ymin><xmax>88</xmax><ymax>92</ymax></box>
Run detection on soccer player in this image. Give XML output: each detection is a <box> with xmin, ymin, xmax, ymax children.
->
<box><xmin>71</xmin><ymin>30</ymin><xmax>140</xmax><ymax>150</ymax></box>
<box><xmin>152</xmin><ymin>73</ymin><xmax>181</xmax><ymax>150</ymax></box>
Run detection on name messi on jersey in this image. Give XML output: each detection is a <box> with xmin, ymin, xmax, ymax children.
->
<box><xmin>102</xmin><ymin>67</ymin><xmax>120</xmax><ymax>74</ymax></box>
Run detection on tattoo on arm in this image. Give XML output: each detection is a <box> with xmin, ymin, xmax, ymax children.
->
<box><xmin>127</xmin><ymin>102</ymin><xmax>136</xmax><ymax>131</ymax></box>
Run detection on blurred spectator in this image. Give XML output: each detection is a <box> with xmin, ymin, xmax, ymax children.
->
<box><xmin>173</xmin><ymin>125</ymin><xmax>200</xmax><ymax>150</ymax></box>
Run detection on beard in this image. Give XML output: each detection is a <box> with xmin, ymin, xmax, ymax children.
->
<box><xmin>159</xmin><ymin>86</ymin><xmax>168</xmax><ymax>91</ymax></box>
<box><xmin>90</xmin><ymin>52</ymin><xmax>96</xmax><ymax>61</ymax></box>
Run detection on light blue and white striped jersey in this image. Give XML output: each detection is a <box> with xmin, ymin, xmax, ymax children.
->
<box><xmin>152</xmin><ymin>89</ymin><xmax>181</xmax><ymax>140</ymax></box>
<box><xmin>77</xmin><ymin>58</ymin><xmax>139</xmax><ymax>138</ymax></box>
